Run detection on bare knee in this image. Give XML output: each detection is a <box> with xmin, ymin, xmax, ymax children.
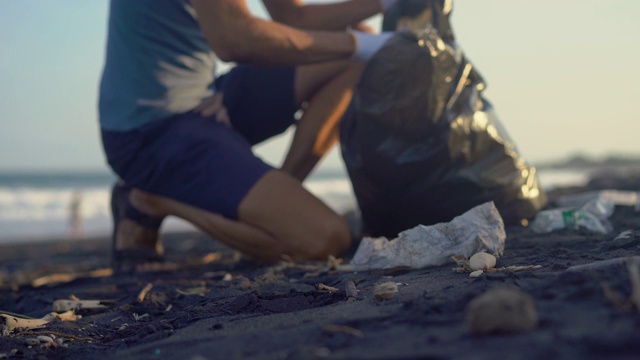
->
<box><xmin>293</xmin><ymin>216</ymin><xmax>351</xmax><ymax>261</ymax></box>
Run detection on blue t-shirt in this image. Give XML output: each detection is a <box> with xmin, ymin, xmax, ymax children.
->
<box><xmin>99</xmin><ymin>0</ymin><xmax>217</xmax><ymax>131</ymax></box>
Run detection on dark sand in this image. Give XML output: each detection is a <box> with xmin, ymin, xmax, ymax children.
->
<box><xmin>1</xmin><ymin>170</ymin><xmax>640</xmax><ymax>360</ymax></box>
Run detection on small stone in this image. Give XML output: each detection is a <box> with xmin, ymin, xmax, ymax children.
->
<box><xmin>466</xmin><ymin>287</ymin><xmax>538</xmax><ymax>335</ymax></box>
<box><xmin>373</xmin><ymin>282</ymin><xmax>398</xmax><ymax>301</ymax></box>
<box><xmin>24</xmin><ymin>338</ymin><xmax>40</xmax><ymax>346</ymax></box>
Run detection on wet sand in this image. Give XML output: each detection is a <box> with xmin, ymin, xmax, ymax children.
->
<box><xmin>1</xmin><ymin>174</ymin><xmax>640</xmax><ymax>360</ymax></box>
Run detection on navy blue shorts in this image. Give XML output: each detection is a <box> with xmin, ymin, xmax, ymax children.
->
<box><xmin>102</xmin><ymin>65</ymin><xmax>297</xmax><ymax>219</ymax></box>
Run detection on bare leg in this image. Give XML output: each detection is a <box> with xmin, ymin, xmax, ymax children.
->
<box><xmin>115</xmin><ymin>61</ymin><xmax>361</xmax><ymax>263</ymax></box>
<box><xmin>129</xmin><ymin>170</ymin><xmax>351</xmax><ymax>263</ymax></box>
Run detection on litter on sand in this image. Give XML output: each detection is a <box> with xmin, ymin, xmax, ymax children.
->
<box><xmin>348</xmin><ymin>202</ymin><xmax>505</xmax><ymax>271</ymax></box>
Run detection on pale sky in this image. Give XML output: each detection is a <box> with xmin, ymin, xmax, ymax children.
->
<box><xmin>1</xmin><ymin>0</ymin><xmax>638</xmax><ymax>172</ymax></box>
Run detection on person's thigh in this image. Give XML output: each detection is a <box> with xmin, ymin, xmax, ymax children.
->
<box><xmin>102</xmin><ymin>112</ymin><xmax>272</xmax><ymax>220</ymax></box>
<box><xmin>217</xmin><ymin>65</ymin><xmax>298</xmax><ymax>145</ymax></box>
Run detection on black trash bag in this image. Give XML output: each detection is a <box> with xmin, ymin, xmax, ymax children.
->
<box><xmin>340</xmin><ymin>0</ymin><xmax>547</xmax><ymax>238</ymax></box>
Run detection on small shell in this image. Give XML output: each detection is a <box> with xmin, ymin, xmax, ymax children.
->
<box><xmin>469</xmin><ymin>270</ymin><xmax>484</xmax><ymax>278</ymax></box>
<box><xmin>373</xmin><ymin>282</ymin><xmax>398</xmax><ymax>301</ymax></box>
<box><xmin>469</xmin><ymin>252</ymin><xmax>496</xmax><ymax>271</ymax></box>
<box><xmin>36</xmin><ymin>335</ymin><xmax>54</xmax><ymax>344</ymax></box>
<box><xmin>24</xmin><ymin>338</ymin><xmax>40</xmax><ymax>346</ymax></box>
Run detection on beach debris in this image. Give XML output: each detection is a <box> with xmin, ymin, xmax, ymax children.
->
<box><xmin>345</xmin><ymin>280</ymin><xmax>358</xmax><ymax>301</ymax></box>
<box><xmin>55</xmin><ymin>311</ymin><xmax>80</xmax><ymax>322</ymax></box>
<box><xmin>530</xmin><ymin>197</ymin><xmax>614</xmax><ymax>234</ymax></box>
<box><xmin>503</xmin><ymin>265</ymin><xmax>543</xmax><ymax>272</ymax></box>
<box><xmin>469</xmin><ymin>252</ymin><xmax>497</xmax><ymax>271</ymax></box>
<box><xmin>24</xmin><ymin>338</ymin><xmax>40</xmax><ymax>346</ymax></box>
<box><xmin>31</xmin><ymin>268</ymin><xmax>112</xmax><ymax>288</ymax></box>
<box><xmin>223</xmin><ymin>273</ymin><xmax>233</xmax><ymax>281</ymax></box>
<box><xmin>37</xmin><ymin>335</ymin><xmax>57</xmax><ymax>349</ymax></box>
<box><xmin>626</xmin><ymin>257</ymin><xmax>640</xmax><ymax>312</ymax></box>
<box><xmin>202</xmin><ymin>271</ymin><xmax>230</xmax><ymax>279</ymax></box>
<box><xmin>31</xmin><ymin>273</ymin><xmax>78</xmax><ymax>288</ymax></box>
<box><xmin>52</xmin><ymin>299</ymin><xmax>116</xmax><ymax>312</ymax></box>
<box><xmin>21</xmin><ymin>330</ymin><xmax>91</xmax><ymax>343</ymax></box>
<box><xmin>466</xmin><ymin>287</ymin><xmax>538</xmax><ymax>335</ymax></box>
<box><xmin>566</xmin><ymin>256</ymin><xmax>640</xmax><ymax>272</ymax></box>
<box><xmin>133</xmin><ymin>313</ymin><xmax>149</xmax><ymax>321</ymax></box>
<box><xmin>176</xmin><ymin>286</ymin><xmax>208</xmax><ymax>296</ymax></box>
<box><xmin>600</xmin><ymin>282</ymin><xmax>630</xmax><ymax>310</ymax></box>
<box><xmin>302</xmin><ymin>271</ymin><xmax>322</xmax><ymax>278</ymax></box>
<box><xmin>451</xmin><ymin>255</ymin><xmax>472</xmax><ymax>273</ymax></box>
<box><xmin>606</xmin><ymin>230</ymin><xmax>639</xmax><ymax>250</ymax></box>
<box><xmin>585</xmin><ymin>257</ymin><xmax>640</xmax><ymax>312</ymax></box>
<box><xmin>1</xmin><ymin>310</ymin><xmax>80</xmax><ymax>331</ymax></box>
<box><xmin>554</xmin><ymin>189</ymin><xmax>640</xmax><ymax>211</ymax></box>
<box><xmin>201</xmin><ymin>252</ymin><xmax>222</xmax><ymax>265</ymax></box>
<box><xmin>600</xmin><ymin>256</ymin><xmax>640</xmax><ymax>311</ymax></box>
<box><xmin>137</xmin><ymin>283</ymin><xmax>154</xmax><ymax>303</ymax></box>
<box><xmin>326</xmin><ymin>255</ymin><xmax>343</xmax><ymax>271</ymax></box>
<box><xmin>349</xmin><ymin>202</ymin><xmax>505</xmax><ymax>271</ymax></box>
<box><xmin>373</xmin><ymin>282</ymin><xmax>398</xmax><ymax>301</ymax></box>
<box><xmin>453</xmin><ymin>254</ymin><xmax>541</xmax><ymax>275</ymax></box>
<box><xmin>321</xmin><ymin>324</ymin><xmax>365</xmax><ymax>338</ymax></box>
<box><xmin>315</xmin><ymin>283</ymin><xmax>339</xmax><ymax>292</ymax></box>
<box><xmin>614</xmin><ymin>230</ymin><xmax>635</xmax><ymax>241</ymax></box>
<box><xmin>165</xmin><ymin>304</ymin><xmax>173</xmax><ymax>312</ymax></box>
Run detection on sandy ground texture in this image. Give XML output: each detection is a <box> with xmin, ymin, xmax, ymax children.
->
<box><xmin>1</xmin><ymin>172</ymin><xmax>640</xmax><ymax>360</ymax></box>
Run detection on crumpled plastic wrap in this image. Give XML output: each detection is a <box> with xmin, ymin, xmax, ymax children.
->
<box><xmin>340</xmin><ymin>0</ymin><xmax>547</xmax><ymax>238</ymax></box>
<box><xmin>348</xmin><ymin>202</ymin><xmax>505</xmax><ymax>271</ymax></box>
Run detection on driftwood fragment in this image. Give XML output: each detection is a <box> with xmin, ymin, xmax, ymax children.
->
<box><xmin>0</xmin><ymin>310</ymin><xmax>80</xmax><ymax>331</ymax></box>
<box><xmin>176</xmin><ymin>286</ymin><xmax>208</xmax><ymax>296</ymax></box>
<box><xmin>137</xmin><ymin>283</ymin><xmax>154</xmax><ymax>303</ymax></box>
<box><xmin>566</xmin><ymin>257</ymin><xmax>640</xmax><ymax>272</ymax></box>
<box><xmin>31</xmin><ymin>268</ymin><xmax>112</xmax><ymax>288</ymax></box>
<box><xmin>321</xmin><ymin>324</ymin><xmax>365</xmax><ymax>338</ymax></box>
<box><xmin>326</xmin><ymin>255</ymin><xmax>343</xmax><ymax>271</ymax></box>
<box><xmin>53</xmin><ymin>299</ymin><xmax>116</xmax><ymax>312</ymax></box>
<box><xmin>315</xmin><ymin>283</ymin><xmax>339</xmax><ymax>292</ymax></box>
<box><xmin>345</xmin><ymin>280</ymin><xmax>358</xmax><ymax>301</ymax></box>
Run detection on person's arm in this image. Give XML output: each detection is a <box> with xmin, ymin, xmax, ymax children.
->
<box><xmin>262</xmin><ymin>0</ymin><xmax>386</xmax><ymax>31</ymax></box>
<box><xmin>191</xmin><ymin>0</ymin><xmax>357</xmax><ymax>66</ymax></box>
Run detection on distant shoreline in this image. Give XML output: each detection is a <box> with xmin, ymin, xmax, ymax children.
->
<box><xmin>534</xmin><ymin>153</ymin><xmax>640</xmax><ymax>170</ymax></box>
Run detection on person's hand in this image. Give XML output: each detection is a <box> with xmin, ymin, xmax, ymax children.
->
<box><xmin>194</xmin><ymin>92</ymin><xmax>231</xmax><ymax>127</ymax></box>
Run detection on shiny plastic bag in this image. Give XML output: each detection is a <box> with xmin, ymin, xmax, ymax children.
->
<box><xmin>340</xmin><ymin>0</ymin><xmax>547</xmax><ymax>238</ymax></box>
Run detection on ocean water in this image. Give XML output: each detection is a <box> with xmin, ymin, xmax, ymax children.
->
<box><xmin>0</xmin><ymin>167</ymin><xmax>589</xmax><ymax>244</ymax></box>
